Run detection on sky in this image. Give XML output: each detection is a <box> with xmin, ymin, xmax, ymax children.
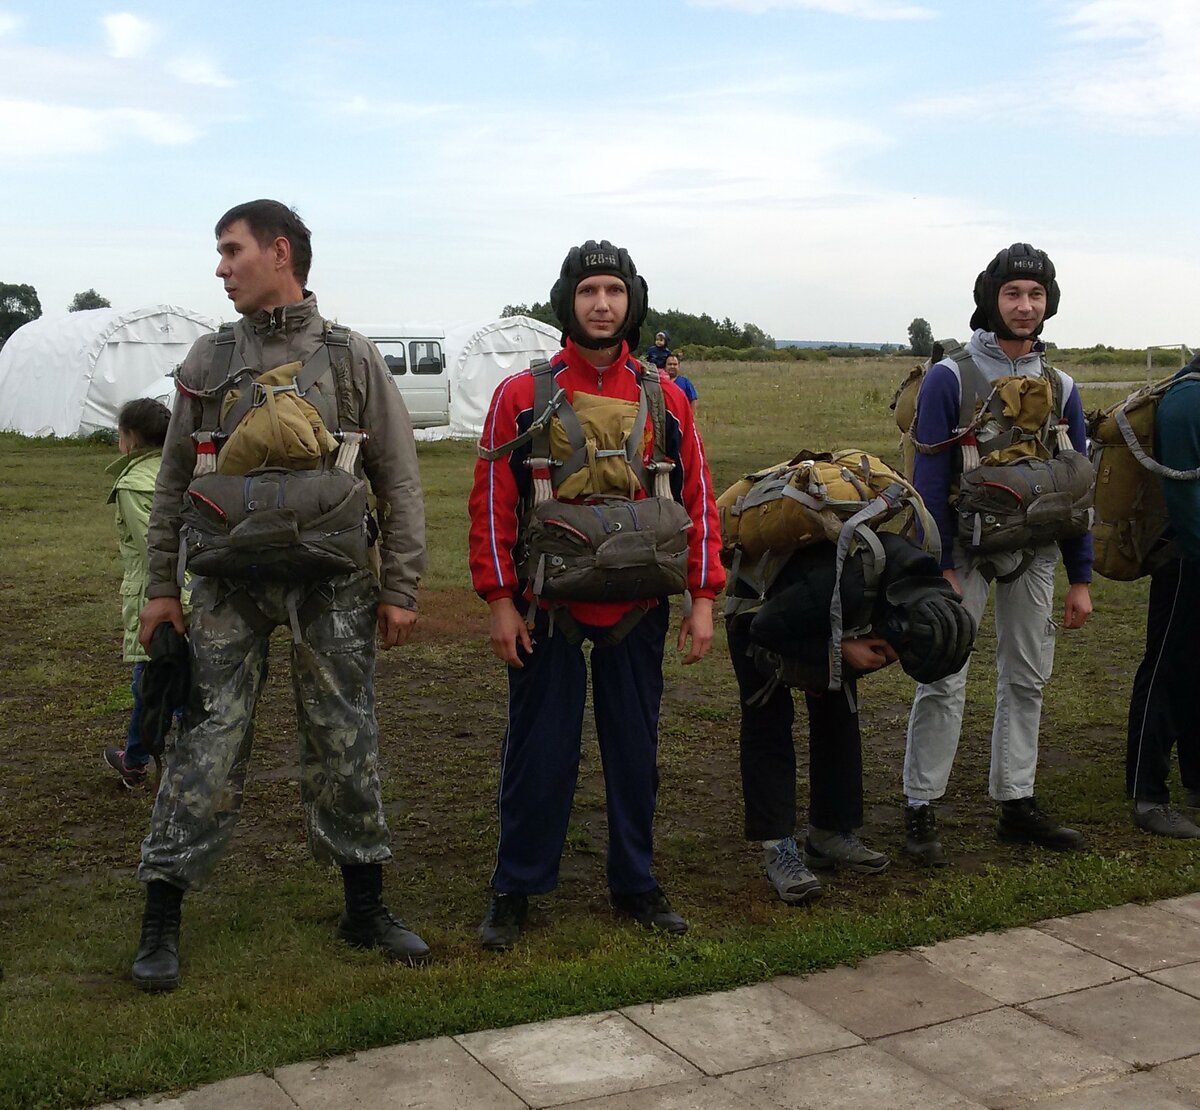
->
<box><xmin>2</xmin><ymin>0</ymin><xmax>1198</xmax><ymax>348</ymax></box>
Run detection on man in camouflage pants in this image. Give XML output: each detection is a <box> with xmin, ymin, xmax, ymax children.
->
<box><xmin>132</xmin><ymin>199</ymin><xmax>428</xmax><ymax>991</ymax></box>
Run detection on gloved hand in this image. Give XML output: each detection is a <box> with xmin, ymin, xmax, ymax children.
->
<box><xmin>138</xmin><ymin>623</ymin><xmax>190</xmax><ymax>758</ymax></box>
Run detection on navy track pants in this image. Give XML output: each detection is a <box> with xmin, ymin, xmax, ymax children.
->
<box><xmin>491</xmin><ymin>602</ymin><xmax>669</xmax><ymax>897</ymax></box>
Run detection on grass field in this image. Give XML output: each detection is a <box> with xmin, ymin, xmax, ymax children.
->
<box><xmin>2</xmin><ymin>355</ymin><xmax>1197</xmax><ymax>1109</ymax></box>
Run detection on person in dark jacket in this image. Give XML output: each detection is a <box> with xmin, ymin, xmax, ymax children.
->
<box><xmin>1127</xmin><ymin>358</ymin><xmax>1200</xmax><ymax>837</ymax></box>
<box><xmin>645</xmin><ymin>330</ymin><xmax>671</xmax><ymax>369</ymax></box>
<box><xmin>728</xmin><ymin>533</ymin><xmax>974</xmax><ymax>904</ymax></box>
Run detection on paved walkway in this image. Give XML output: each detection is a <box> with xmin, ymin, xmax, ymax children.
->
<box><xmin>101</xmin><ymin>895</ymin><xmax>1200</xmax><ymax>1109</ymax></box>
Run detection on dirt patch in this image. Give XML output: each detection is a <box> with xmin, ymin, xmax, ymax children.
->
<box><xmin>0</xmin><ymin>577</ymin><xmax>1124</xmax><ymax>940</ymax></box>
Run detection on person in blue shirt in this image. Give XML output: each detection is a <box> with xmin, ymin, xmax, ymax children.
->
<box><xmin>1126</xmin><ymin>360</ymin><xmax>1200</xmax><ymax>837</ymax></box>
<box><xmin>665</xmin><ymin>353</ymin><xmax>697</xmax><ymax>406</ymax></box>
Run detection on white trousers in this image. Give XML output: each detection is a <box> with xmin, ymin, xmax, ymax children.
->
<box><xmin>903</xmin><ymin>544</ymin><xmax>1058</xmax><ymax>802</ymax></box>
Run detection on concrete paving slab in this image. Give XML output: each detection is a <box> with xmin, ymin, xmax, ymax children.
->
<box><xmin>1157</xmin><ymin>892</ymin><xmax>1200</xmax><ymax>926</ymax></box>
<box><xmin>1153</xmin><ymin>1054</ymin><xmax>1200</xmax><ymax>1100</ymax></box>
<box><xmin>1029</xmin><ymin>1070</ymin><xmax>1199</xmax><ymax>1109</ymax></box>
<box><xmin>1039</xmin><ymin>904</ymin><xmax>1200</xmax><ymax>972</ymax></box>
<box><xmin>457</xmin><ymin>1012</ymin><xmax>697</xmax><ymax>1109</ymax></box>
<box><xmin>561</xmin><ymin>1077</ymin><xmax>773</xmax><ymax>1109</ymax></box>
<box><xmin>1024</xmin><ymin>978</ymin><xmax>1200</xmax><ymax>1067</ymax></box>
<box><xmin>1149</xmin><ymin>960</ymin><xmax>1200</xmax><ymax>1000</ymax></box>
<box><xmin>274</xmin><ymin>1036</ymin><xmax>525</xmax><ymax>1108</ymax></box>
<box><xmin>622</xmin><ymin>982</ymin><xmax>859</xmax><ymax>1075</ymax></box>
<box><xmin>916</xmin><ymin>925</ymin><xmax>1130</xmax><ymax>1004</ymax></box>
<box><xmin>106</xmin><ymin>1074</ymin><xmax>295</xmax><ymax>1109</ymax></box>
<box><xmin>721</xmin><ymin>1045</ymin><xmax>987</xmax><ymax>1109</ymax></box>
<box><xmin>876</xmin><ymin>1006</ymin><xmax>1128</xmax><ymax>1106</ymax></box>
<box><xmin>775</xmin><ymin>950</ymin><xmax>999</xmax><ymax>1038</ymax></box>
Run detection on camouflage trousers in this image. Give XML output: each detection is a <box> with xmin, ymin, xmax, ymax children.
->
<box><xmin>138</xmin><ymin>570</ymin><xmax>392</xmax><ymax>889</ymax></box>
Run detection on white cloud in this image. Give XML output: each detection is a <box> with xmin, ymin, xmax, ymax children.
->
<box><xmin>904</xmin><ymin>1</ymin><xmax>1200</xmax><ymax>132</ymax></box>
<box><xmin>0</xmin><ymin>11</ymin><xmax>23</xmax><ymax>36</ymax></box>
<box><xmin>333</xmin><ymin>94</ymin><xmax>455</xmax><ymax>124</ymax></box>
<box><xmin>690</xmin><ymin>0</ymin><xmax>935</xmax><ymax>19</ymax></box>
<box><xmin>168</xmin><ymin>56</ymin><xmax>235</xmax><ymax>88</ymax></box>
<box><xmin>0</xmin><ymin>98</ymin><xmax>197</xmax><ymax>158</ymax></box>
<box><xmin>103</xmin><ymin>12</ymin><xmax>158</xmax><ymax>58</ymax></box>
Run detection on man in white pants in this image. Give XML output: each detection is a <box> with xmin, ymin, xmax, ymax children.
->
<box><xmin>902</xmin><ymin>244</ymin><xmax>1093</xmax><ymax>864</ymax></box>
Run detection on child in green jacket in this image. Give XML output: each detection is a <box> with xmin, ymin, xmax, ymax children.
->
<box><xmin>103</xmin><ymin>399</ymin><xmax>171</xmax><ymax>789</ymax></box>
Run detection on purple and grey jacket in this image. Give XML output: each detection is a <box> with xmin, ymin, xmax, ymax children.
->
<box><xmin>912</xmin><ymin>328</ymin><xmax>1093</xmax><ymax>584</ymax></box>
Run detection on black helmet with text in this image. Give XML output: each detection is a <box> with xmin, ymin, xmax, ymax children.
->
<box><xmin>549</xmin><ymin>239</ymin><xmax>649</xmax><ymax>351</ymax></box>
<box><xmin>969</xmin><ymin>242</ymin><xmax>1061</xmax><ymax>340</ymax></box>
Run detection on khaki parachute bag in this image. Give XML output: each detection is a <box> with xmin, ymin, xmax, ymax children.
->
<box><xmin>175</xmin><ymin>322</ymin><xmax>373</xmax><ymax>601</ymax></box>
<box><xmin>477</xmin><ymin>360</ymin><xmax>693</xmax><ymax>627</ymax></box>
<box><xmin>718</xmin><ymin>450</ymin><xmax>939</xmax><ymax>689</ymax></box>
<box><xmin>1088</xmin><ymin>369</ymin><xmax>1200</xmax><ymax>580</ymax></box>
<box><xmin>891</xmin><ymin>338</ymin><xmax>1094</xmax><ymax>571</ymax></box>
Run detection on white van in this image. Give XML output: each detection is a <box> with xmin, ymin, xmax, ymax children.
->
<box><xmin>354</xmin><ymin>325</ymin><xmax>450</xmax><ymax>429</ymax></box>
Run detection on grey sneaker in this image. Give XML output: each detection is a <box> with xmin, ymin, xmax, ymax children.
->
<box><xmin>763</xmin><ymin>837</ymin><xmax>822</xmax><ymax>904</ymax></box>
<box><xmin>1134</xmin><ymin>804</ymin><xmax>1200</xmax><ymax>839</ymax></box>
<box><xmin>804</xmin><ymin>827</ymin><xmax>891</xmax><ymax>874</ymax></box>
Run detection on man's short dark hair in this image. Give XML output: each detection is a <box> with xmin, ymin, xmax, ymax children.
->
<box><xmin>215</xmin><ymin>199</ymin><xmax>312</xmax><ymax>286</ymax></box>
<box><xmin>118</xmin><ymin>398</ymin><xmax>171</xmax><ymax>448</ymax></box>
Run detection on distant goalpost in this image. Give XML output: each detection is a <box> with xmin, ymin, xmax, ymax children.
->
<box><xmin>1146</xmin><ymin>343</ymin><xmax>1192</xmax><ymax>383</ymax></box>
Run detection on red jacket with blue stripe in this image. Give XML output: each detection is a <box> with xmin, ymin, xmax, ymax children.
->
<box><xmin>468</xmin><ymin>339</ymin><xmax>725</xmax><ymax>627</ymax></box>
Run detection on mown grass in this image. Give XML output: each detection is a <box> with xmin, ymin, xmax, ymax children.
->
<box><xmin>0</xmin><ymin>356</ymin><xmax>1191</xmax><ymax>1110</ymax></box>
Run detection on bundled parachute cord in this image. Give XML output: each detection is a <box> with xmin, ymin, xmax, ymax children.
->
<box><xmin>192</xmin><ymin>431</ymin><xmax>218</xmax><ymax>476</ymax></box>
<box><xmin>334</xmin><ymin>430</ymin><xmax>367</xmax><ymax>473</ymax></box>
<box><xmin>527</xmin><ymin>460</ymin><xmax>556</xmax><ymax>506</ymax></box>
<box><xmin>960</xmin><ymin>435</ymin><xmax>982</xmax><ymax>473</ymax></box>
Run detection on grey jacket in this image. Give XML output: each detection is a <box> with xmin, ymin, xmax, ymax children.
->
<box><xmin>147</xmin><ymin>293</ymin><xmax>426</xmax><ymax>609</ymax></box>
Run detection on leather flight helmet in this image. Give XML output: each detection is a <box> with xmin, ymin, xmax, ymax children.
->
<box><xmin>969</xmin><ymin>242</ymin><xmax>1061</xmax><ymax>340</ymax></box>
<box><xmin>549</xmin><ymin>239</ymin><xmax>649</xmax><ymax>351</ymax></box>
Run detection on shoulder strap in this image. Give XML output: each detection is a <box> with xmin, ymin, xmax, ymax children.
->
<box><xmin>637</xmin><ymin>363</ymin><xmax>675</xmax><ymax>499</ymax></box>
<box><xmin>198</xmin><ymin>324</ymin><xmax>240</xmax><ymax>431</ymax></box>
<box><xmin>476</xmin><ymin>358</ymin><xmax>565</xmax><ymax>462</ymax></box>
<box><xmin>1116</xmin><ymin>370</ymin><xmax>1200</xmax><ymax>480</ymax></box>
<box><xmin>940</xmin><ymin>338</ymin><xmax>989</xmax><ymax>430</ymax></box>
<box><xmin>908</xmin><ymin>338</ymin><xmax>987</xmax><ymax>456</ymax></box>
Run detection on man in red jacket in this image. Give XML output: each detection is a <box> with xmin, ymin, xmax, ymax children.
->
<box><xmin>468</xmin><ymin>240</ymin><xmax>724</xmax><ymax>950</ymax></box>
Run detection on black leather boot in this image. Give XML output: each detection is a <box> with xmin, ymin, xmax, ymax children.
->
<box><xmin>904</xmin><ymin>804</ymin><xmax>947</xmax><ymax>866</ymax></box>
<box><xmin>132</xmin><ymin>880</ymin><xmax>183</xmax><ymax>992</ymax></box>
<box><xmin>337</xmin><ymin>863</ymin><xmax>431</xmax><ymax>965</ymax></box>
<box><xmin>997</xmin><ymin>796</ymin><xmax>1085</xmax><ymax>850</ymax></box>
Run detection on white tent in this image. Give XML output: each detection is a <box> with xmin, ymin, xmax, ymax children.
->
<box><xmin>443</xmin><ymin>315</ymin><xmax>561</xmax><ymax>438</ymax></box>
<box><xmin>0</xmin><ymin>305</ymin><xmax>217</xmax><ymax>437</ymax></box>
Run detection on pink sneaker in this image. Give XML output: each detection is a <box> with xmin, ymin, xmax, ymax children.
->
<box><xmin>103</xmin><ymin>746</ymin><xmax>148</xmax><ymax>790</ymax></box>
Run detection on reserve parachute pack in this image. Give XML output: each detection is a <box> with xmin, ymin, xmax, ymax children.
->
<box><xmin>1087</xmin><ymin>369</ymin><xmax>1200</xmax><ymax>580</ymax></box>
<box><xmin>477</xmin><ymin>359</ymin><xmax>692</xmax><ymax>625</ymax></box>
<box><xmin>175</xmin><ymin>322</ymin><xmax>372</xmax><ymax>594</ymax></box>
<box><xmin>891</xmin><ymin>338</ymin><xmax>1093</xmax><ymax>571</ymax></box>
<box><xmin>718</xmin><ymin>450</ymin><xmax>939</xmax><ymax>690</ymax></box>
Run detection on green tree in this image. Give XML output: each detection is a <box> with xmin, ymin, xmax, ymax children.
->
<box><xmin>69</xmin><ymin>288</ymin><xmax>111</xmax><ymax>312</ymax></box>
<box><xmin>0</xmin><ymin>283</ymin><xmax>41</xmax><ymax>342</ymax></box>
<box><xmin>742</xmin><ymin>322</ymin><xmax>776</xmax><ymax>350</ymax></box>
<box><xmin>500</xmin><ymin>302</ymin><xmax>558</xmax><ymax>328</ymax></box>
<box><xmin>907</xmin><ymin>317</ymin><xmax>933</xmax><ymax>357</ymax></box>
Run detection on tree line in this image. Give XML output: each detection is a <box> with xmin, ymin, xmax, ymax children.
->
<box><xmin>501</xmin><ymin>302</ymin><xmax>776</xmax><ymax>351</ymax></box>
<box><xmin>0</xmin><ymin>284</ymin><xmax>112</xmax><ymax>344</ymax></box>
